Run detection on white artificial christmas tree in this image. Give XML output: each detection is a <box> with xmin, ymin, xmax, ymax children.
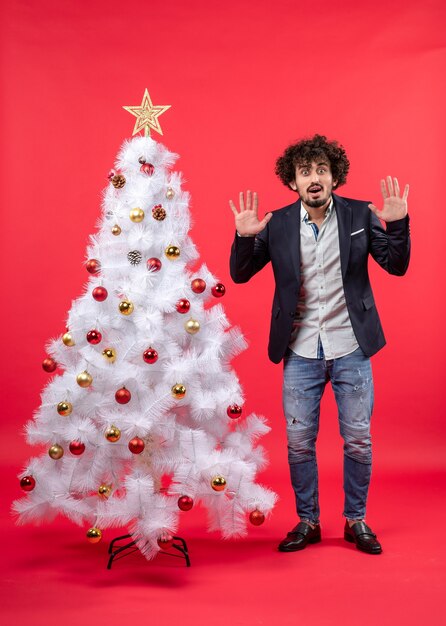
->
<box><xmin>13</xmin><ymin>90</ymin><xmax>277</xmax><ymax>561</ymax></box>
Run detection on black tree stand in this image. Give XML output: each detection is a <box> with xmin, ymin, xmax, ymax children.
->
<box><xmin>107</xmin><ymin>534</ymin><xmax>191</xmax><ymax>569</ymax></box>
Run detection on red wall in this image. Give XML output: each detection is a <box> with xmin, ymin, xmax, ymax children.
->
<box><xmin>1</xmin><ymin>0</ymin><xmax>445</xmax><ymax>482</ymax></box>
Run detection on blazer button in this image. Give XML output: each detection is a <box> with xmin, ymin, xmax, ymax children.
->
<box><xmin>289</xmin><ymin>311</ymin><xmax>294</xmax><ymax>317</ymax></box>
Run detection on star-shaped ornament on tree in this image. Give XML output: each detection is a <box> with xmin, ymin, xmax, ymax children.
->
<box><xmin>123</xmin><ymin>88</ymin><xmax>171</xmax><ymax>137</ymax></box>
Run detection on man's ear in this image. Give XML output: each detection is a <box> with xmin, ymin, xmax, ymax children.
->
<box><xmin>333</xmin><ymin>180</ymin><xmax>338</xmax><ymax>189</ymax></box>
<box><xmin>289</xmin><ymin>180</ymin><xmax>297</xmax><ymax>191</ymax></box>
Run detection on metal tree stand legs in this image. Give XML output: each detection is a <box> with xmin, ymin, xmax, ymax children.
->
<box><xmin>107</xmin><ymin>534</ymin><xmax>191</xmax><ymax>569</ymax></box>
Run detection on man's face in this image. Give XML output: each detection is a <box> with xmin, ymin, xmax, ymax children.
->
<box><xmin>291</xmin><ymin>160</ymin><xmax>336</xmax><ymax>209</ymax></box>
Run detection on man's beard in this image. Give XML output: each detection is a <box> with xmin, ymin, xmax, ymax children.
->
<box><xmin>298</xmin><ymin>183</ymin><xmax>332</xmax><ymax>209</ymax></box>
<box><xmin>303</xmin><ymin>196</ymin><xmax>330</xmax><ymax>208</ymax></box>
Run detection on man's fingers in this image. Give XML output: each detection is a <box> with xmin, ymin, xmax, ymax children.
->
<box><xmin>394</xmin><ymin>177</ymin><xmax>400</xmax><ymax>197</ymax></box>
<box><xmin>231</xmin><ymin>190</ymin><xmax>261</xmax><ymax>221</ymax></box>
<box><xmin>246</xmin><ymin>190</ymin><xmax>252</xmax><ymax>211</ymax></box>
<box><xmin>239</xmin><ymin>191</ymin><xmax>245</xmax><ymax>212</ymax></box>
<box><xmin>402</xmin><ymin>184</ymin><xmax>409</xmax><ymax>202</ymax></box>
<box><xmin>380</xmin><ymin>179</ymin><xmax>388</xmax><ymax>199</ymax></box>
<box><xmin>229</xmin><ymin>199</ymin><xmax>238</xmax><ymax>217</ymax></box>
<box><xmin>259</xmin><ymin>212</ymin><xmax>273</xmax><ymax>229</ymax></box>
<box><xmin>387</xmin><ymin>175</ymin><xmax>395</xmax><ymax>196</ymax></box>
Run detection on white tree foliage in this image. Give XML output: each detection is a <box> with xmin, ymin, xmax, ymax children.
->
<box><xmin>13</xmin><ymin>136</ymin><xmax>277</xmax><ymax>559</ymax></box>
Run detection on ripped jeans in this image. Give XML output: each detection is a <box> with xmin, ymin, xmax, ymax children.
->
<box><xmin>282</xmin><ymin>346</ymin><xmax>374</xmax><ymax>525</ymax></box>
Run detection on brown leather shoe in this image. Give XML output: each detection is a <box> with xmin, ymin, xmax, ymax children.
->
<box><xmin>278</xmin><ymin>521</ymin><xmax>321</xmax><ymax>552</ymax></box>
<box><xmin>344</xmin><ymin>521</ymin><xmax>382</xmax><ymax>554</ymax></box>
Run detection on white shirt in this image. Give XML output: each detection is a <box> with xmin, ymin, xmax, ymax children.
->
<box><xmin>288</xmin><ymin>199</ymin><xmax>359</xmax><ymax>359</ymax></box>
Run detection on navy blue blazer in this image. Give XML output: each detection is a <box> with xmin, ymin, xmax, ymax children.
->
<box><xmin>229</xmin><ymin>193</ymin><xmax>411</xmax><ymax>364</ymax></box>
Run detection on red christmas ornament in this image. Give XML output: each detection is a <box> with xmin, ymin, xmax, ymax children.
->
<box><xmin>128</xmin><ymin>437</ymin><xmax>145</xmax><ymax>454</ymax></box>
<box><xmin>249</xmin><ymin>510</ymin><xmax>265</xmax><ymax>526</ymax></box>
<box><xmin>176</xmin><ymin>299</ymin><xmax>190</xmax><ymax>314</ymax></box>
<box><xmin>92</xmin><ymin>286</ymin><xmax>108</xmax><ymax>302</ymax></box>
<box><xmin>191</xmin><ymin>278</ymin><xmax>206</xmax><ymax>294</ymax></box>
<box><xmin>86</xmin><ymin>329</ymin><xmax>102</xmax><ymax>344</ymax></box>
<box><xmin>147</xmin><ymin>257</ymin><xmax>162</xmax><ymax>272</ymax></box>
<box><xmin>211</xmin><ymin>283</ymin><xmax>226</xmax><ymax>298</ymax></box>
<box><xmin>42</xmin><ymin>357</ymin><xmax>57</xmax><ymax>373</ymax></box>
<box><xmin>86</xmin><ymin>259</ymin><xmax>101</xmax><ymax>275</ymax></box>
<box><xmin>157</xmin><ymin>535</ymin><xmax>174</xmax><ymax>549</ymax></box>
<box><xmin>140</xmin><ymin>163</ymin><xmax>154</xmax><ymax>176</ymax></box>
<box><xmin>178</xmin><ymin>495</ymin><xmax>194</xmax><ymax>511</ymax></box>
<box><xmin>107</xmin><ymin>169</ymin><xmax>115</xmax><ymax>180</ymax></box>
<box><xmin>69</xmin><ymin>441</ymin><xmax>86</xmax><ymax>456</ymax></box>
<box><xmin>143</xmin><ymin>348</ymin><xmax>158</xmax><ymax>364</ymax></box>
<box><xmin>115</xmin><ymin>387</ymin><xmax>131</xmax><ymax>404</ymax></box>
<box><xmin>20</xmin><ymin>475</ymin><xmax>36</xmax><ymax>491</ymax></box>
<box><xmin>227</xmin><ymin>404</ymin><xmax>243</xmax><ymax>419</ymax></box>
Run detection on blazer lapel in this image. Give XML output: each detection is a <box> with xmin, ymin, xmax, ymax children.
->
<box><xmin>283</xmin><ymin>199</ymin><xmax>301</xmax><ymax>280</ymax></box>
<box><xmin>334</xmin><ymin>194</ymin><xmax>352</xmax><ymax>279</ymax></box>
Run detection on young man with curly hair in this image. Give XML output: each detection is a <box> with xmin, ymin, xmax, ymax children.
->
<box><xmin>229</xmin><ymin>134</ymin><xmax>410</xmax><ymax>555</ymax></box>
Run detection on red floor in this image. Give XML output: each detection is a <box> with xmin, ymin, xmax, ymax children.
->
<box><xmin>2</xmin><ymin>464</ymin><xmax>445</xmax><ymax>626</ymax></box>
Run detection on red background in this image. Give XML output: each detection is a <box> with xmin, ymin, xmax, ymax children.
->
<box><xmin>1</xmin><ymin>1</ymin><xmax>445</xmax><ymax>625</ymax></box>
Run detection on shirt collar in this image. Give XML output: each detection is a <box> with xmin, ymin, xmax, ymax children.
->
<box><xmin>301</xmin><ymin>197</ymin><xmax>334</xmax><ymax>223</ymax></box>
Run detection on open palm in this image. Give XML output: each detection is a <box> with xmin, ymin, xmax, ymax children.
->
<box><xmin>368</xmin><ymin>176</ymin><xmax>409</xmax><ymax>222</ymax></box>
<box><xmin>229</xmin><ymin>190</ymin><xmax>272</xmax><ymax>236</ymax></box>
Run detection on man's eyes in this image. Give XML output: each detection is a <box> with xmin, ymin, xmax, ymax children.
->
<box><xmin>300</xmin><ymin>168</ymin><xmax>327</xmax><ymax>175</ymax></box>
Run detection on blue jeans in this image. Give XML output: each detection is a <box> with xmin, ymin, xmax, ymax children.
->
<box><xmin>282</xmin><ymin>346</ymin><xmax>374</xmax><ymax>525</ymax></box>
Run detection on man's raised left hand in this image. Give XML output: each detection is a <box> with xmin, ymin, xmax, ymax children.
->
<box><xmin>368</xmin><ymin>176</ymin><xmax>409</xmax><ymax>222</ymax></box>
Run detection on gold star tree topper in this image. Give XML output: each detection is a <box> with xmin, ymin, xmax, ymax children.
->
<box><xmin>123</xmin><ymin>89</ymin><xmax>171</xmax><ymax>137</ymax></box>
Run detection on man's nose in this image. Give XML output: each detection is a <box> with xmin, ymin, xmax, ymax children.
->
<box><xmin>311</xmin><ymin>170</ymin><xmax>320</xmax><ymax>182</ymax></box>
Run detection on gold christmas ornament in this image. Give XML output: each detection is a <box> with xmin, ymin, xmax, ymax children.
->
<box><xmin>112</xmin><ymin>224</ymin><xmax>121</xmax><ymax>236</ymax></box>
<box><xmin>102</xmin><ymin>348</ymin><xmax>116</xmax><ymax>363</ymax></box>
<box><xmin>171</xmin><ymin>383</ymin><xmax>186</xmax><ymax>399</ymax></box>
<box><xmin>185</xmin><ymin>319</ymin><xmax>200</xmax><ymax>334</ymax></box>
<box><xmin>57</xmin><ymin>401</ymin><xmax>72</xmax><ymax>416</ymax></box>
<box><xmin>105</xmin><ymin>425</ymin><xmax>121</xmax><ymax>442</ymax></box>
<box><xmin>49</xmin><ymin>444</ymin><xmax>64</xmax><ymax>460</ymax></box>
<box><xmin>62</xmin><ymin>332</ymin><xmax>75</xmax><ymax>346</ymax></box>
<box><xmin>76</xmin><ymin>371</ymin><xmax>93</xmax><ymax>388</ymax></box>
<box><xmin>86</xmin><ymin>527</ymin><xmax>102</xmax><ymax>543</ymax></box>
<box><xmin>165</xmin><ymin>245</ymin><xmax>180</xmax><ymax>260</ymax></box>
<box><xmin>123</xmin><ymin>88</ymin><xmax>171</xmax><ymax>137</ymax></box>
<box><xmin>166</xmin><ymin>187</ymin><xmax>175</xmax><ymax>200</ymax></box>
<box><xmin>129</xmin><ymin>208</ymin><xmax>145</xmax><ymax>223</ymax></box>
<box><xmin>111</xmin><ymin>174</ymin><xmax>126</xmax><ymax>188</ymax></box>
<box><xmin>98</xmin><ymin>484</ymin><xmax>112</xmax><ymax>499</ymax></box>
<box><xmin>211</xmin><ymin>475</ymin><xmax>227</xmax><ymax>492</ymax></box>
<box><xmin>119</xmin><ymin>300</ymin><xmax>134</xmax><ymax>315</ymax></box>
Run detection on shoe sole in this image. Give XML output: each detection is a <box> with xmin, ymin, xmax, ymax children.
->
<box><xmin>344</xmin><ymin>533</ymin><xmax>382</xmax><ymax>554</ymax></box>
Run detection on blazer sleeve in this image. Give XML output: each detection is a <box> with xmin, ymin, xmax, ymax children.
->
<box><xmin>369</xmin><ymin>212</ymin><xmax>411</xmax><ymax>276</ymax></box>
<box><xmin>229</xmin><ymin>225</ymin><xmax>271</xmax><ymax>284</ymax></box>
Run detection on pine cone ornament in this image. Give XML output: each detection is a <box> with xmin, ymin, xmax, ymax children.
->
<box><xmin>111</xmin><ymin>174</ymin><xmax>126</xmax><ymax>188</ymax></box>
<box><xmin>152</xmin><ymin>205</ymin><xmax>167</xmax><ymax>221</ymax></box>
<box><xmin>127</xmin><ymin>250</ymin><xmax>142</xmax><ymax>265</ymax></box>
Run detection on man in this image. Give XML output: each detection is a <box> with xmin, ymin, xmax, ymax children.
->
<box><xmin>229</xmin><ymin>134</ymin><xmax>410</xmax><ymax>555</ymax></box>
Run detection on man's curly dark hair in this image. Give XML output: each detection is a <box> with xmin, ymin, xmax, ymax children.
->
<box><xmin>275</xmin><ymin>134</ymin><xmax>350</xmax><ymax>191</ymax></box>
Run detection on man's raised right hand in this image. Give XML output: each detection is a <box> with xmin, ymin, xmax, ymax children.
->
<box><xmin>229</xmin><ymin>190</ymin><xmax>272</xmax><ymax>237</ymax></box>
